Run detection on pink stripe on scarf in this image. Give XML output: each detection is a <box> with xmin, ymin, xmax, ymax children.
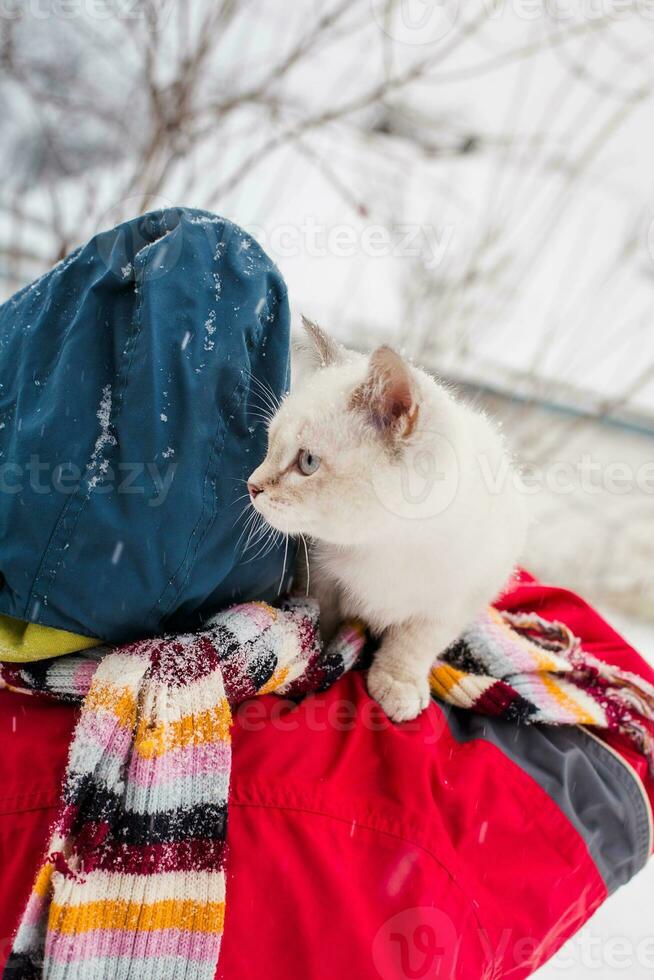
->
<box><xmin>72</xmin><ymin>710</ymin><xmax>133</xmax><ymax>763</ymax></box>
<box><xmin>73</xmin><ymin>659</ymin><xmax>100</xmax><ymax>695</ymax></box>
<box><xmin>46</xmin><ymin>927</ymin><xmax>220</xmax><ymax>963</ymax></box>
<box><xmin>127</xmin><ymin>740</ymin><xmax>231</xmax><ymax>787</ymax></box>
<box><xmin>17</xmin><ymin>891</ymin><xmax>48</xmax><ymax>928</ymax></box>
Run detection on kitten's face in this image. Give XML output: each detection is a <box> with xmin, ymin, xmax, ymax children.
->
<box><xmin>247</xmin><ymin>320</ymin><xmax>427</xmax><ymax>545</ymax></box>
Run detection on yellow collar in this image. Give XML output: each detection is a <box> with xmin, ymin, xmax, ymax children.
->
<box><xmin>0</xmin><ymin>614</ymin><xmax>99</xmax><ymax>663</ymax></box>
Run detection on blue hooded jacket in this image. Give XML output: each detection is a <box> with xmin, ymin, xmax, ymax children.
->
<box><xmin>0</xmin><ymin>208</ymin><xmax>292</xmax><ymax>643</ymax></box>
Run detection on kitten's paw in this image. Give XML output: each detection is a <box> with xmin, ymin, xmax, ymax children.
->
<box><xmin>367</xmin><ymin>664</ymin><xmax>430</xmax><ymax>723</ymax></box>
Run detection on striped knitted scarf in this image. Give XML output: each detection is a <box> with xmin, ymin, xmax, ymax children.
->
<box><xmin>2</xmin><ymin>599</ymin><xmax>654</xmax><ymax>979</ymax></box>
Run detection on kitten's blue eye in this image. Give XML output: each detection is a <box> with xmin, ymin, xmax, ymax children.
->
<box><xmin>298</xmin><ymin>449</ymin><xmax>321</xmax><ymax>476</ymax></box>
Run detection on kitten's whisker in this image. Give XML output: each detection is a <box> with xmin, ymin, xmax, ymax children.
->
<box><xmin>232</xmin><ymin>492</ymin><xmax>252</xmax><ymax>505</ymax></box>
<box><xmin>241</xmin><ymin>526</ymin><xmax>261</xmax><ymax>565</ymax></box>
<box><xmin>242</xmin><ymin>513</ymin><xmax>268</xmax><ymax>553</ymax></box>
<box><xmin>250</xmin><ymin>389</ymin><xmax>279</xmax><ymax>418</ymax></box>
<box><xmin>259</xmin><ymin>383</ymin><xmax>281</xmax><ymax>413</ymax></box>
<box><xmin>246</xmin><ymin>372</ymin><xmax>279</xmax><ymax>413</ymax></box>
<box><xmin>250</xmin><ymin>392</ymin><xmax>274</xmax><ymax>417</ymax></box>
<box><xmin>246</xmin><ymin>390</ymin><xmax>275</xmax><ymax>415</ymax></box>
<box><xmin>249</xmin><ymin>402</ymin><xmax>276</xmax><ymax>424</ymax></box>
<box><xmin>232</xmin><ymin>499</ymin><xmax>255</xmax><ymax>530</ymax></box>
<box><xmin>300</xmin><ymin>533</ymin><xmax>310</xmax><ymax>596</ymax></box>
<box><xmin>245</xmin><ymin>402</ymin><xmax>275</xmax><ymax>427</ymax></box>
<box><xmin>233</xmin><ymin>503</ymin><xmax>251</xmax><ymax>525</ymax></box>
<box><xmin>277</xmin><ymin>534</ymin><xmax>290</xmax><ymax>596</ymax></box>
<box><xmin>244</xmin><ymin>528</ymin><xmax>268</xmax><ymax>555</ymax></box>
<box><xmin>246</xmin><ymin>410</ymin><xmax>274</xmax><ymax>427</ymax></box>
<box><xmin>258</xmin><ymin>531</ymin><xmax>283</xmax><ymax>563</ymax></box>
<box><xmin>248</xmin><ymin>525</ymin><xmax>281</xmax><ymax>563</ymax></box>
<box><xmin>236</xmin><ymin>522</ymin><xmax>256</xmax><ymax>553</ymax></box>
<box><xmin>246</xmin><ymin>529</ymin><xmax>273</xmax><ymax>563</ymax></box>
<box><xmin>248</xmin><ymin>369</ymin><xmax>280</xmax><ymax>406</ymax></box>
<box><xmin>236</xmin><ymin>508</ymin><xmax>261</xmax><ymax>549</ymax></box>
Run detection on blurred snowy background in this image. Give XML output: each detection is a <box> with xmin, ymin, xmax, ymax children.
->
<box><xmin>0</xmin><ymin>2</ymin><xmax>653</xmax><ymax>974</ymax></box>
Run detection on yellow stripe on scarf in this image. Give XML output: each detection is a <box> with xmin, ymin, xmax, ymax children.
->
<box><xmin>33</xmin><ymin>863</ymin><xmax>55</xmax><ymax>899</ymax></box>
<box><xmin>430</xmin><ymin>663</ymin><xmax>466</xmax><ymax>700</ymax></box>
<box><xmin>257</xmin><ymin>665</ymin><xmax>289</xmax><ymax>695</ymax></box>
<box><xmin>85</xmin><ymin>682</ymin><xmax>138</xmax><ymax>728</ymax></box>
<box><xmin>0</xmin><ymin>613</ymin><xmax>99</xmax><ymax>663</ymax></box>
<box><xmin>134</xmin><ymin>700</ymin><xmax>232</xmax><ymax>757</ymax></box>
<box><xmin>49</xmin><ymin>899</ymin><xmax>225</xmax><ymax>935</ymax></box>
<box><xmin>540</xmin><ymin>674</ymin><xmax>600</xmax><ymax>725</ymax></box>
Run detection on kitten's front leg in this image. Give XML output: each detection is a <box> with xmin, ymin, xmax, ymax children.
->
<box><xmin>368</xmin><ymin>619</ymin><xmax>452</xmax><ymax>723</ymax></box>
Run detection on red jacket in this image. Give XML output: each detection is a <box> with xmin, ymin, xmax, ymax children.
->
<box><xmin>1</xmin><ymin>573</ymin><xmax>652</xmax><ymax>979</ymax></box>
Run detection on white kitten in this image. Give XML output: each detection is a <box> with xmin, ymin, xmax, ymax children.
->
<box><xmin>248</xmin><ymin>318</ymin><xmax>527</xmax><ymax>722</ymax></box>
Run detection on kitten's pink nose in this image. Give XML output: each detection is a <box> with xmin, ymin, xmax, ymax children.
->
<box><xmin>248</xmin><ymin>481</ymin><xmax>263</xmax><ymax>500</ymax></box>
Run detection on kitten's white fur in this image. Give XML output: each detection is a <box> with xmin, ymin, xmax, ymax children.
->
<box><xmin>248</xmin><ymin>319</ymin><xmax>527</xmax><ymax>722</ymax></box>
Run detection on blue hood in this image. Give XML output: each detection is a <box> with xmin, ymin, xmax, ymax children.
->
<box><xmin>0</xmin><ymin>208</ymin><xmax>292</xmax><ymax>643</ymax></box>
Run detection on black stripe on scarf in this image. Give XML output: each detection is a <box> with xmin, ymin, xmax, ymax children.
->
<box><xmin>63</xmin><ymin>777</ymin><xmax>228</xmax><ymax>844</ymax></box>
<box><xmin>441</xmin><ymin>637</ymin><xmax>488</xmax><ymax>675</ymax></box>
<box><xmin>110</xmin><ymin>801</ymin><xmax>228</xmax><ymax>846</ymax></box>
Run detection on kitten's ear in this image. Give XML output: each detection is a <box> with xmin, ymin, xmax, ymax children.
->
<box><xmin>352</xmin><ymin>346</ymin><xmax>419</xmax><ymax>439</ymax></box>
<box><xmin>296</xmin><ymin>315</ymin><xmax>344</xmax><ymax>369</ymax></box>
